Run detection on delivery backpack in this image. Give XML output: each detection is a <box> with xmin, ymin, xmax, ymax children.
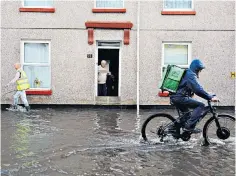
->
<box><xmin>159</xmin><ymin>65</ymin><xmax>186</xmax><ymax>93</ymax></box>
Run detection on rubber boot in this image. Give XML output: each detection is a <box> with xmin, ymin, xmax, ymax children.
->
<box><xmin>10</xmin><ymin>104</ymin><xmax>17</xmax><ymax>109</ymax></box>
<box><xmin>25</xmin><ymin>106</ymin><xmax>30</xmax><ymax>112</ymax></box>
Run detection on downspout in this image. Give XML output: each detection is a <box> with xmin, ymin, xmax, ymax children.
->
<box><xmin>137</xmin><ymin>0</ymin><xmax>140</xmax><ymax>114</ymax></box>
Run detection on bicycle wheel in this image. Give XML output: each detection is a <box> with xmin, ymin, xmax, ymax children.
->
<box><xmin>141</xmin><ymin>113</ymin><xmax>176</xmax><ymax>142</ymax></box>
<box><xmin>203</xmin><ymin>114</ymin><xmax>235</xmax><ymax>145</ymax></box>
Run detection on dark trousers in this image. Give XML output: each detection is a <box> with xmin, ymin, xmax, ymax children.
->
<box><xmin>171</xmin><ymin>96</ymin><xmax>205</xmax><ymax>128</ymax></box>
<box><xmin>98</xmin><ymin>84</ymin><xmax>107</xmax><ymax>96</ymax></box>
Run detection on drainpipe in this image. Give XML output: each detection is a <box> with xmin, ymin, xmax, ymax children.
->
<box><xmin>136</xmin><ymin>0</ymin><xmax>140</xmax><ymax>114</ymax></box>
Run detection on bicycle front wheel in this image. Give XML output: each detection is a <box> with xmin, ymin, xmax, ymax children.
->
<box><xmin>203</xmin><ymin>114</ymin><xmax>235</xmax><ymax>145</ymax></box>
<box><xmin>141</xmin><ymin>113</ymin><xmax>176</xmax><ymax>142</ymax></box>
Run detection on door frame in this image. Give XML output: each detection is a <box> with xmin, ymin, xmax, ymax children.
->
<box><xmin>95</xmin><ymin>40</ymin><xmax>122</xmax><ymax>97</ymax></box>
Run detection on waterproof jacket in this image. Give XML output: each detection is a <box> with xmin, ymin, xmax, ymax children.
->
<box><xmin>171</xmin><ymin>59</ymin><xmax>213</xmax><ymax>100</ymax></box>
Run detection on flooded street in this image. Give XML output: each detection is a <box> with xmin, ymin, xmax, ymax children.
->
<box><xmin>1</xmin><ymin>108</ymin><xmax>235</xmax><ymax>176</ymax></box>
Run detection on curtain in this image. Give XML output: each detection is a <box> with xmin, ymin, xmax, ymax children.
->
<box><xmin>164</xmin><ymin>0</ymin><xmax>192</xmax><ymax>9</ymax></box>
<box><xmin>96</xmin><ymin>0</ymin><xmax>123</xmax><ymax>8</ymax></box>
<box><xmin>164</xmin><ymin>44</ymin><xmax>188</xmax><ymax>65</ymax></box>
<box><xmin>24</xmin><ymin>43</ymin><xmax>49</xmax><ymax>64</ymax></box>
<box><xmin>24</xmin><ymin>66</ymin><xmax>50</xmax><ymax>88</ymax></box>
<box><xmin>24</xmin><ymin>0</ymin><xmax>53</xmax><ymax>7</ymax></box>
<box><xmin>24</xmin><ymin>43</ymin><xmax>50</xmax><ymax>88</ymax></box>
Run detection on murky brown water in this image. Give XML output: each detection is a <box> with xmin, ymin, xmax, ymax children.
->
<box><xmin>1</xmin><ymin>108</ymin><xmax>235</xmax><ymax>176</ymax></box>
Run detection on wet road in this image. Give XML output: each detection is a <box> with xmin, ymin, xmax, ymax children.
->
<box><xmin>1</xmin><ymin>108</ymin><xmax>235</xmax><ymax>176</ymax></box>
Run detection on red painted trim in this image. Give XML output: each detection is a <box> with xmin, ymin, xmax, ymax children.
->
<box><xmin>92</xmin><ymin>8</ymin><xmax>126</xmax><ymax>13</ymax></box>
<box><xmin>88</xmin><ymin>28</ymin><xmax>94</xmax><ymax>45</ymax></box>
<box><xmin>85</xmin><ymin>21</ymin><xmax>133</xmax><ymax>29</ymax></box>
<box><xmin>161</xmin><ymin>11</ymin><xmax>196</xmax><ymax>15</ymax></box>
<box><xmin>124</xmin><ymin>29</ymin><xmax>130</xmax><ymax>45</ymax></box>
<box><xmin>19</xmin><ymin>7</ymin><xmax>55</xmax><ymax>13</ymax></box>
<box><xmin>158</xmin><ymin>91</ymin><xmax>169</xmax><ymax>97</ymax></box>
<box><xmin>26</xmin><ymin>89</ymin><xmax>52</xmax><ymax>95</ymax></box>
<box><xmin>85</xmin><ymin>21</ymin><xmax>133</xmax><ymax>45</ymax></box>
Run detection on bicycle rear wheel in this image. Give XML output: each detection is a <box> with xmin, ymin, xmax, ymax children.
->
<box><xmin>141</xmin><ymin>113</ymin><xmax>176</xmax><ymax>142</ymax></box>
<box><xmin>203</xmin><ymin>114</ymin><xmax>235</xmax><ymax>145</ymax></box>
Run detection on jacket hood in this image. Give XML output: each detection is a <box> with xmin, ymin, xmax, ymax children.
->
<box><xmin>190</xmin><ymin>59</ymin><xmax>205</xmax><ymax>73</ymax></box>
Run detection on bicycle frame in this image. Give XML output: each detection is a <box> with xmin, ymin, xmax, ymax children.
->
<box><xmin>167</xmin><ymin>101</ymin><xmax>220</xmax><ymax>131</ymax></box>
<box><xmin>206</xmin><ymin>101</ymin><xmax>223</xmax><ymax>131</ymax></box>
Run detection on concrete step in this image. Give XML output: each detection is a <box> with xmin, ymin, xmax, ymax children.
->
<box><xmin>95</xmin><ymin>96</ymin><xmax>121</xmax><ymax>105</ymax></box>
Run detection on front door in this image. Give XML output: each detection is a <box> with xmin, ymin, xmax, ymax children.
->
<box><xmin>96</xmin><ymin>41</ymin><xmax>120</xmax><ymax>97</ymax></box>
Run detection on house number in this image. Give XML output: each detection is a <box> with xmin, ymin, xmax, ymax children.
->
<box><xmin>87</xmin><ymin>54</ymin><xmax>93</xmax><ymax>58</ymax></box>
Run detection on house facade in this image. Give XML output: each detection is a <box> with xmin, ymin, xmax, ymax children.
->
<box><xmin>1</xmin><ymin>0</ymin><xmax>235</xmax><ymax>106</ymax></box>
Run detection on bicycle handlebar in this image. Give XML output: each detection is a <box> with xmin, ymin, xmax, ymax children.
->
<box><xmin>207</xmin><ymin>94</ymin><xmax>220</xmax><ymax>114</ymax></box>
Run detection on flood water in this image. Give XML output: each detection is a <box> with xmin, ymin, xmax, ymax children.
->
<box><xmin>1</xmin><ymin>108</ymin><xmax>235</xmax><ymax>176</ymax></box>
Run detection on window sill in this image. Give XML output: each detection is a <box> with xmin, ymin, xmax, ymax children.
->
<box><xmin>19</xmin><ymin>7</ymin><xmax>55</xmax><ymax>13</ymax></box>
<box><xmin>26</xmin><ymin>89</ymin><xmax>52</xmax><ymax>95</ymax></box>
<box><xmin>161</xmin><ymin>11</ymin><xmax>196</xmax><ymax>15</ymax></box>
<box><xmin>158</xmin><ymin>91</ymin><xmax>169</xmax><ymax>97</ymax></box>
<box><xmin>92</xmin><ymin>8</ymin><xmax>126</xmax><ymax>13</ymax></box>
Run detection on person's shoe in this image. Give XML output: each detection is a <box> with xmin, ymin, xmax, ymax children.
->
<box><xmin>10</xmin><ymin>104</ymin><xmax>17</xmax><ymax>109</ymax></box>
<box><xmin>25</xmin><ymin>106</ymin><xmax>30</xmax><ymax>112</ymax></box>
<box><xmin>183</xmin><ymin>124</ymin><xmax>202</xmax><ymax>134</ymax></box>
<box><xmin>183</xmin><ymin>128</ymin><xmax>202</xmax><ymax>134</ymax></box>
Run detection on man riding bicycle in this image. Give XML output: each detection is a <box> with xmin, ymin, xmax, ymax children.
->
<box><xmin>170</xmin><ymin>59</ymin><xmax>219</xmax><ymax>133</ymax></box>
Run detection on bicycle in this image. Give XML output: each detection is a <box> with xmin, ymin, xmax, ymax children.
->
<box><xmin>141</xmin><ymin>99</ymin><xmax>235</xmax><ymax>145</ymax></box>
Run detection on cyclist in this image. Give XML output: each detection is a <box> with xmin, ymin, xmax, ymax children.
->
<box><xmin>170</xmin><ymin>59</ymin><xmax>219</xmax><ymax>133</ymax></box>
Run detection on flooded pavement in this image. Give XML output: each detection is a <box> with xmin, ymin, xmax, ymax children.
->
<box><xmin>1</xmin><ymin>108</ymin><xmax>235</xmax><ymax>176</ymax></box>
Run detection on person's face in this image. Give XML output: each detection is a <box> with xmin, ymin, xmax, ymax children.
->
<box><xmin>14</xmin><ymin>64</ymin><xmax>19</xmax><ymax>70</ymax></box>
<box><xmin>197</xmin><ymin>69</ymin><xmax>202</xmax><ymax>78</ymax></box>
<box><xmin>101</xmin><ymin>61</ymin><xmax>106</xmax><ymax>67</ymax></box>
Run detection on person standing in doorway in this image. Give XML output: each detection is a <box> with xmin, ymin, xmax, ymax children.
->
<box><xmin>106</xmin><ymin>73</ymin><xmax>115</xmax><ymax>96</ymax></box>
<box><xmin>5</xmin><ymin>63</ymin><xmax>30</xmax><ymax>111</ymax></box>
<box><xmin>98</xmin><ymin>60</ymin><xmax>110</xmax><ymax>96</ymax></box>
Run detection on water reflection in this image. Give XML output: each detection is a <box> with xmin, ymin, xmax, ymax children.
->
<box><xmin>11</xmin><ymin>119</ymin><xmax>33</xmax><ymax>159</ymax></box>
<box><xmin>95</xmin><ymin>110</ymin><xmax>121</xmax><ymax>135</ymax></box>
<box><xmin>9</xmin><ymin>117</ymin><xmax>41</xmax><ymax>176</ymax></box>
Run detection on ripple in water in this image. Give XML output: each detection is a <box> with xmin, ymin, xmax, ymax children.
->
<box><xmin>1</xmin><ymin>108</ymin><xmax>235</xmax><ymax>176</ymax></box>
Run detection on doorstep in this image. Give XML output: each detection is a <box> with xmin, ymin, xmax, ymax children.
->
<box><xmin>95</xmin><ymin>96</ymin><xmax>121</xmax><ymax>105</ymax></box>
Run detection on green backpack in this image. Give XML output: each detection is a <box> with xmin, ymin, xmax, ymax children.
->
<box><xmin>159</xmin><ymin>65</ymin><xmax>186</xmax><ymax>93</ymax></box>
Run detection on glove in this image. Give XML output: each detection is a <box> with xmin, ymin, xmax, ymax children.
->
<box><xmin>211</xmin><ymin>96</ymin><xmax>219</xmax><ymax>102</ymax></box>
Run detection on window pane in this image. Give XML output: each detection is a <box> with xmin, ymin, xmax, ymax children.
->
<box><xmin>24</xmin><ymin>0</ymin><xmax>53</xmax><ymax>7</ymax></box>
<box><xmin>98</xmin><ymin>42</ymin><xmax>120</xmax><ymax>47</ymax></box>
<box><xmin>164</xmin><ymin>0</ymin><xmax>192</xmax><ymax>9</ymax></box>
<box><xmin>164</xmin><ymin>44</ymin><xmax>188</xmax><ymax>65</ymax></box>
<box><xmin>23</xmin><ymin>66</ymin><xmax>50</xmax><ymax>88</ymax></box>
<box><xmin>96</xmin><ymin>0</ymin><xmax>123</xmax><ymax>8</ymax></box>
<box><xmin>24</xmin><ymin>43</ymin><xmax>49</xmax><ymax>64</ymax></box>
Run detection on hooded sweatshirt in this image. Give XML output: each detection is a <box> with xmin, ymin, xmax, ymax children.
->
<box><xmin>172</xmin><ymin>59</ymin><xmax>213</xmax><ymax>100</ymax></box>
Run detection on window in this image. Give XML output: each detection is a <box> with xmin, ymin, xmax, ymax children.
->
<box><xmin>95</xmin><ymin>0</ymin><xmax>124</xmax><ymax>8</ymax></box>
<box><xmin>163</xmin><ymin>0</ymin><xmax>193</xmax><ymax>10</ymax></box>
<box><xmin>21</xmin><ymin>41</ymin><xmax>51</xmax><ymax>89</ymax></box>
<box><xmin>162</xmin><ymin>42</ymin><xmax>191</xmax><ymax>75</ymax></box>
<box><xmin>23</xmin><ymin>0</ymin><xmax>53</xmax><ymax>7</ymax></box>
<box><xmin>98</xmin><ymin>41</ymin><xmax>121</xmax><ymax>47</ymax></box>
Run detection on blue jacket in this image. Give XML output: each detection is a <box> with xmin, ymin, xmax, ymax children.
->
<box><xmin>171</xmin><ymin>59</ymin><xmax>213</xmax><ymax>100</ymax></box>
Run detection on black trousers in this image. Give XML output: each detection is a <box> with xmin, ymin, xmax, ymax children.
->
<box><xmin>98</xmin><ymin>84</ymin><xmax>107</xmax><ymax>96</ymax></box>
